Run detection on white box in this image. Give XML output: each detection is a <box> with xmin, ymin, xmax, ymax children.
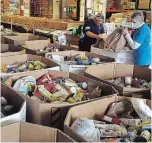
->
<box><xmin>0</xmin><ymin>84</ymin><xmax>26</xmax><ymax>126</ymax></box>
<box><xmin>91</xmin><ymin>47</ymin><xmax>134</xmax><ymax>64</ymax></box>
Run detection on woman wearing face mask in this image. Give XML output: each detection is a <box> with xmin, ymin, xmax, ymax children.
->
<box><xmin>78</xmin><ymin>13</ymin><xmax>105</xmax><ymax>52</ymax></box>
<box><xmin>122</xmin><ymin>11</ymin><xmax>151</xmax><ymax>67</ymax></box>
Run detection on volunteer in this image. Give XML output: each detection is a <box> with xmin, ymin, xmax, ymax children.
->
<box><xmin>78</xmin><ymin>13</ymin><xmax>105</xmax><ymax>52</ymax></box>
<box><xmin>122</xmin><ymin>11</ymin><xmax>151</xmax><ymax>67</ymax></box>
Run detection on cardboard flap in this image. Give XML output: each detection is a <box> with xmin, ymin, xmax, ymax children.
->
<box><xmin>20</xmin><ymin>122</ymin><xmax>56</xmax><ymax>142</ymax></box>
<box><xmin>85</xmin><ymin>52</ymin><xmax>115</xmax><ymax>62</ymax></box>
<box><xmin>85</xmin><ymin>63</ymin><xmax>115</xmax><ymax>80</ymax></box>
<box><xmin>51</xmin><ymin>51</ymin><xmax>71</xmax><ymax>57</ymax></box>
<box><xmin>41</xmin><ymin>56</ymin><xmax>59</xmax><ymax>67</ymax></box>
<box><xmin>1</xmin><ymin>44</ymin><xmax>9</xmax><ymax>53</ymax></box>
<box><xmin>1</xmin><ymin>83</ymin><xmax>25</xmax><ymax>113</ymax></box>
<box><xmin>64</xmin><ymin>95</ymin><xmax>117</xmax><ymax>126</ymax></box>
<box><xmin>57</xmin><ymin>130</ymin><xmax>75</xmax><ymax>142</ymax></box>
<box><xmin>25</xmin><ymin>40</ymin><xmax>48</xmax><ymax>50</ymax></box>
<box><xmin>1</xmin><ymin>122</ymin><xmax>21</xmax><ymax>142</ymax></box>
<box><xmin>1</xmin><ymin>54</ymin><xmax>28</xmax><ymax>65</ymax></box>
<box><xmin>114</xmin><ymin>63</ymin><xmax>134</xmax><ymax>78</ymax></box>
<box><xmin>133</xmin><ymin>66</ymin><xmax>151</xmax><ymax>82</ymax></box>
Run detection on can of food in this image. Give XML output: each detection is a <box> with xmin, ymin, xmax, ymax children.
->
<box><xmin>125</xmin><ymin>77</ymin><xmax>132</xmax><ymax>85</ymax></box>
<box><xmin>140</xmin><ymin>130</ymin><xmax>151</xmax><ymax>141</ymax></box>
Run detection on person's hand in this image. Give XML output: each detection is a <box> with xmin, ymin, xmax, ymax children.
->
<box><xmin>97</xmin><ymin>35</ymin><xmax>102</xmax><ymax>40</ymax></box>
<box><xmin>122</xmin><ymin>28</ymin><xmax>129</xmax><ymax>35</ymax></box>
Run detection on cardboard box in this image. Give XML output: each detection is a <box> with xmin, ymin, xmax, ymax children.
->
<box><xmin>1</xmin><ymin>122</ymin><xmax>75</xmax><ymax>142</ymax></box>
<box><xmin>1</xmin><ymin>54</ymin><xmax>60</xmax><ymax>75</ymax></box>
<box><xmin>85</xmin><ymin>63</ymin><xmax>151</xmax><ymax>94</ymax></box>
<box><xmin>65</xmin><ymin>34</ymin><xmax>80</xmax><ymax>46</ymax></box>
<box><xmin>4</xmin><ymin>34</ymin><xmax>49</xmax><ymax>46</ymax></box>
<box><xmin>0</xmin><ymin>83</ymin><xmax>26</xmax><ymax>126</ymax></box>
<box><xmin>91</xmin><ymin>46</ymin><xmax>134</xmax><ymax>64</ymax></box>
<box><xmin>46</xmin><ymin>51</ymin><xmax>115</xmax><ymax>75</ymax></box>
<box><xmin>64</xmin><ymin>95</ymin><xmax>151</xmax><ymax>142</ymax></box>
<box><xmin>5</xmin><ymin>69</ymin><xmax>118</xmax><ymax>127</ymax></box>
<box><xmin>1</xmin><ymin>44</ymin><xmax>26</xmax><ymax>57</ymax></box>
<box><xmin>25</xmin><ymin>43</ymin><xmax>78</xmax><ymax>57</ymax></box>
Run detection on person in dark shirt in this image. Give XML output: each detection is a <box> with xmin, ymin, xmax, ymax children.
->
<box><xmin>78</xmin><ymin>13</ymin><xmax>105</xmax><ymax>52</ymax></box>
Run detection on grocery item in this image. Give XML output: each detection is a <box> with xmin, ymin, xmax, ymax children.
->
<box><xmin>50</xmin><ymin>54</ymin><xmax>109</xmax><ymax>65</ymax></box>
<box><xmin>0</xmin><ymin>96</ymin><xmax>17</xmax><ymax>118</ymax></box>
<box><xmin>71</xmin><ymin>98</ymin><xmax>152</xmax><ymax>142</ymax></box>
<box><xmin>107</xmin><ymin>77</ymin><xmax>151</xmax><ymax>89</ymax></box>
<box><xmin>1</xmin><ymin>60</ymin><xmax>48</xmax><ymax>73</ymax></box>
<box><xmin>13</xmin><ymin>74</ymin><xmax>102</xmax><ymax>104</ymax></box>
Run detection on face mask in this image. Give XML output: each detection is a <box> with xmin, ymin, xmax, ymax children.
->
<box><xmin>131</xmin><ymin>22</ymin><xmax>142</xmax><ymax>29</ymax></box>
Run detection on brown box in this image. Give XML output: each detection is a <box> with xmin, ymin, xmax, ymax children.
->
<box><xmin>64</xmin><ymin>95</ymin><xmax>151</xmax><ymax>142</ymax></box>
<box><xmin>4</xmin><ymin>34</ymin><xmax>49</xmax><ymax>46</ymax></box>
<box><xmin>65</xmin><ymin>34</ymin><xmax>80</xmax><ymax>46</ymax></box>
<box><xmin>5</xmin><ymin>70</ymin><xmax>118</xmax><ymax>127</ymax></box>
<box><xmin>1</xmin><ymin>122</ymin><xmax>75</xmax><ymax>142</ymax></box>
<box><xmin>1</xmin><ymin>54</ymin><xmax>59</xmax><ymax>74</ymax></box>
<box><xmin>1</xmin><ymin>44</ymin><xmax>25</xmax><ymax>57</ymax></box>
<box><xmin>25</xmin><ymin>43</ymin><xmax>78</xmax><ymax>57</ymax></box>
<box><xmin>46</xmin><ymin>50</ymin><xmax>115</xmax><ymax>75</ymax></box>
<box><xmin>85</xmin><ymin>63</ymin><xmax>151</xmax><ymax>94</ymax></box>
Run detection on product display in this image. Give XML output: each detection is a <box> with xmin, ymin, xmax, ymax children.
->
<box><xmin>71</xmin><ymin>98</ymin><xmax>152</xmax><ymax>142</ymax></box>
<box><xmin>12</xmin><ymin>74</ymin><xmax>102</xmax><ymax>104</ymax></box>
<box><xmin>107</xmin><ymin>77</ymin><xmax>151</xmax><ymax>89</ymax></box>
<box><xmin>1</xmin><ymin>60</ymin><xmax>47</xmax><ymax>73</ymax></box>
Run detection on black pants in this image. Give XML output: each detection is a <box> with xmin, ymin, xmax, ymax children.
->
<box><xmin>78</xmin><ymin>39</ymin><xmax>93</xmax><ymax>52</ymax></box>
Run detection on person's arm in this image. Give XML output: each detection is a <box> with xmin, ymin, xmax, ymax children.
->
<box><xmin>125</xmin><ymin>34</ymin><xmax>140</xmax><ymax>50</ymax></box>
<box><xmin>86</xmin><ymin>31</ymin><xmax>101</xmax><ymax>39</ymax></box>
<box><xmin>123</xmin><ymin>28</ymin><xmax>144</xmax><ymax>50</ymax></box>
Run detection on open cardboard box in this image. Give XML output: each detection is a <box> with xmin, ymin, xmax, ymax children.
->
<box><xmin>91</xmin><ymin>46</ymin><xmax>134</xmax><ymax>64</ymax></box>
<box><xmin>25</xmin><ymin>43</ymin><xmax>78</xmax><ymax>57</ymax></box>
<box><xmin>4</xmin><ymin>34</ymin><xmax>49</xmax><ymax>47</ymax></box>
<box><xmin>1</xmin><ymin>44</ymin><xmax>25</xmax><ymax>57</ymax></box>
<box><xmin>4</xmin><ymin>69</ymin><xmax>118</xmax><ymax>128</ymax></box>
<box><xmin>85</xmin><ymin>63</ymin><xmax>151</xmax><ymax>94</ymax></box>
<box><xmin>46</xmin><ymin>51</ymin><xmax>115</xmax><ymax>75</ymax></box>
<box><xmin>1</xmin><ymin>54</ymin><xmax>60</xmax><ymax>75</ymax></box>
<box><xmin>0</xmin><ymin>83</ymin><xmax>26</xmax><ymax>126</ymax></box>
<box><xmin>64</xmin><ymin>95</ymin><xmax>151</xmax><ymax>142</ymax></box>
<box><xmin>1</xmin><ymin>122</ymin><xmax>75</xmax><ymax>142</ymax></box>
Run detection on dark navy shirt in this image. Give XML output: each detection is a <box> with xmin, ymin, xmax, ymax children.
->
<box><xmin>81</xmin><ymin>19</ymin><xmax>104</xmax><ymax>45</ymax></box>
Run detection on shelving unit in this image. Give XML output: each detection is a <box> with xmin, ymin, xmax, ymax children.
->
<box><xmin>105</xmin><ymin>0</ymin><xmax>151</xmax><ymax>24</ymax></box>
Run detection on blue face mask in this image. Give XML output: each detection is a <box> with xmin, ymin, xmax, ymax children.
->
<box><xmin>131</xmin><ymin>22</ymin><xmax>142</xmax><ymax>29</ymax></box>
<box><xmin>131</xmin><ymin>23</ymin><xmax>138</xmax><ymax>29</ymax></box>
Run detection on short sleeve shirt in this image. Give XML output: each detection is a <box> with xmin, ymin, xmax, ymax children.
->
<box><xmin>133</xmin><ymin>24</ymin><xmax>151</xmax><ymax>66</ymax></box>
<box><xmin>82</xmin><ymin>19</ymin><xmax>104</xmax><ymax>45</ymax></box>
